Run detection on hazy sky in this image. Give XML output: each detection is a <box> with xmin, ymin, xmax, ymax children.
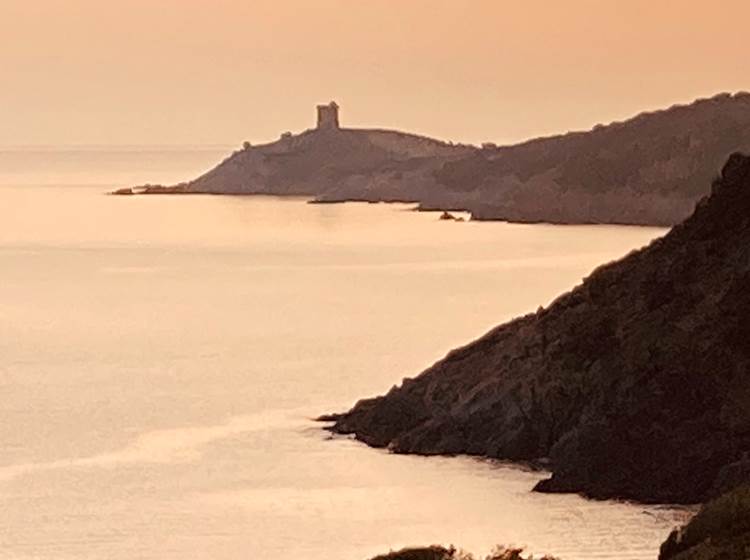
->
<box><xmin>2</xmin><ymin>0</ymin><xmax>749</xmax><ymax>147</ymax></box>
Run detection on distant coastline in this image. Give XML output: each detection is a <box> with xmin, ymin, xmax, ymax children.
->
<box><xmin>113</xmin><ymin>93</ymin><xmax>750</xmax><ymax>227</ymax></box>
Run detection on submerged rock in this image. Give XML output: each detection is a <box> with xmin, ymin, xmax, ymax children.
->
<box><xmin>328</xmin><ymin>153</ymin><xmax>750</xmax><ymax>505</ymax></box>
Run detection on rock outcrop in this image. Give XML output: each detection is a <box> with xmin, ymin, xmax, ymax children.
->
<box><xmin>116</xmin><ymin>93</ymin><xmax>750</xmax><ymax>226</ymax></box>
<box><xmin>368</xmin><ymin>546</ymin><xmax>558</xmax><ymax>560</ymax></box>
<box><xmin>368</xmin><ymin>546</ymin><xmax>456</xmax><ymax>560</ymax></box>
<box><xmin>659</xmin><ymin>485</ymin><xmax>750</xmax><ymax>560</ymax></box>
<box><xmin>327</xmin><ymin>153</ymin><xmax>750</xmax><ymax>505</ymax></box>
<box><xmin>439</xmin><ymin>211</ymin><xmax>464</xmax><ymax>222</ymax></box>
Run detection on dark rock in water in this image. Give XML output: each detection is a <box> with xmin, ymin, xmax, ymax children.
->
<box><xmin>659</xmin><ymin>485</ymin><xmax>750</xmax><ymax>560</ymax></box>
<box><xmin>118</xmin><ymin>94</ymin><xmax>750</xmax><ymax>226</ymax></box>
<box><xmin>368</xmin><ymin>546</ymin><xmax>455</xmax><ymax>560</ymax></box>
<box><xmin>439</xmin><ymin>211</ymin><xmax>464</xmax><ymax>221</ymax></box>
<box><xmin>328</xmin><ymin>153</ymin><xmax>750</xmax><ymax>505</ymax></box>
<box><xmin>367</xmin><ymin>546</ymin><xmax>558</xmax><ymax>560</ymax></box>
<box><xmin>111</xmin><ymin>187</ymin><xmax>134</xmax><ymax>195</ymax></box>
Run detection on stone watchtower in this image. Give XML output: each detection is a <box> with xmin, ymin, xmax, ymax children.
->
<box><xmin>316</xmin><ymin>101</ymin><xmax>340</xmax><ymax>130</ymax></box>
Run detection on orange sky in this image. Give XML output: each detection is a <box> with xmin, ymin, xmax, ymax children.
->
<box><xmin>2</xmin><ymin>0</ymin><xmax>749</xmax><ymax>147</ymax></box>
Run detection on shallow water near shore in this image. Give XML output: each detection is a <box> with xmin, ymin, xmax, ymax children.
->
<box><xmin>0</xmin><ymin>148</ymin><xmax>690</xmax><ymax>559</ymax></box>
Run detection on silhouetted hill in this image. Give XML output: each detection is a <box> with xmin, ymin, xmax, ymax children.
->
<box><xmin>432</xmin><ymin>92</ymin><xmax>750</xmax><ymax>225</ymax></box>
<box><xmin>117</xmin><ymin>93</ymin><xmax>750</xmax><ymax>226</ymax></box>
<box><xmin>327</xmin><ymin>153</ymin><xmax>750</xmax><ymax>505</ymax></box>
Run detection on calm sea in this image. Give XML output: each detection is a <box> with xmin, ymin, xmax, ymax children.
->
<box><xmin>0</xmin><ymin>147</ymin><xmax>689</xmax><ymax>560</ymax></box>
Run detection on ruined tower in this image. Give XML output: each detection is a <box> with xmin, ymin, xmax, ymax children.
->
<box><xmin>316</xmin><ymin>101</ymin><xmax>340</xmax><ymax>130</ymax></box>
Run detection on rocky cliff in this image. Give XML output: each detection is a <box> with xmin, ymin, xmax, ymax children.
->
<box><xmin>327</xmin><ymin>153</ymin><xmax>750</xmax><ymax>505</ymax></box>
<box><xmin>117</xmin><ymin>93</ymin><xmax>750</xmax><ymax>226</ymax></box>
<box><xmin>659</xmin><ymin>485</ymin><xmax>750</xmax><ymax>560</ymax></box>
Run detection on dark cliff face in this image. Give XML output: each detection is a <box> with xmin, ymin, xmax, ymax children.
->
<box><xmin>122</xmin><ymin>93</ymin><xmax>750</xmax><ymax>227</ymax></box>
<box><xmin>329</xmin><ymin>153</ymin><xmax>750</xmax><ymax>505</ymax></box>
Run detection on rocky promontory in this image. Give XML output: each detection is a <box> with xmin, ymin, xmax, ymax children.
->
<box><xmin>327</xmin><ymin>153</ymin><xmax>750</xmax><ymax>505</ymax></box>
<box><xmin>115</xmin><ymin>93</ymin><xmax>750</xmax><ymax>226</ymax></box>
<box><xmin>116</xmin><ymin>122</ymin><xmax>475</xmax><ymax>201</ymax></box>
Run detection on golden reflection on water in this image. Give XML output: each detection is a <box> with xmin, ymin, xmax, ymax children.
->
<box><xmin>0</xmin><ymin>151</ymin><xmax>684</xmax><ymax>560</ymax></box>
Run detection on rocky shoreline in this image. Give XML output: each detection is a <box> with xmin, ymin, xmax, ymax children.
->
<box><xmin>324</xmin><ymin>153</ymin><xmax>750</xmax><ymax>506</ymax></box>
